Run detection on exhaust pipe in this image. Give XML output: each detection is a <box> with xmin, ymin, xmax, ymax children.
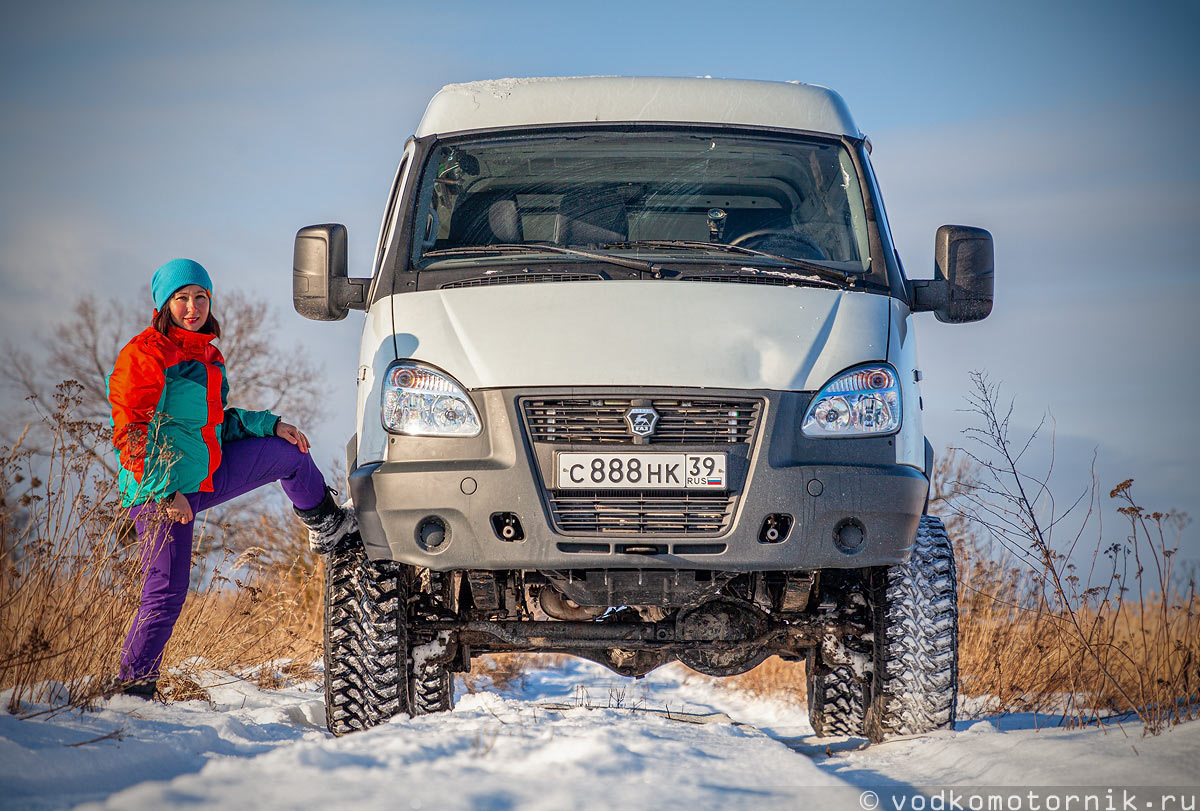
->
<box><xmin>538</xmin><ymin>585</ymin><xmax>606</xmax><ymax>621</ymax></box>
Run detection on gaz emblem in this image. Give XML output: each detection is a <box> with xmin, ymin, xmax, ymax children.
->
<box><xmin>624</xmin><ymin>407</ymin><xmax>659</xmax><ymax>438</ymax></box>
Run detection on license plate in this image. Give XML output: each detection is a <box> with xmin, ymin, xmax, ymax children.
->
<box><xmin>556</xmin><ymin>452</ymin><xmax>727</xmax><ymax>490</ymax></box>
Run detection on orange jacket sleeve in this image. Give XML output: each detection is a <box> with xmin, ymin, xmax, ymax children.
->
<box><xmin>108</xmin><ymin>339</ymin><xmax>166</xmax><ymax>480</ymax></box>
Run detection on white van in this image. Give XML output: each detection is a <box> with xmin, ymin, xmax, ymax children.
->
<box><xmin>293</xmin><ymin>76</ymin><xmax>994</xmax><ymax>738</ymax></box>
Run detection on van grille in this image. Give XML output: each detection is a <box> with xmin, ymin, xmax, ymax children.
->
<box><xmin>523</xmin><ymin>397</ymin><xmax>760</xmax><ymax>445</ymax></box>
<box><xmin>548</xmin><ymin>490</ymin><xmax>735</xmax><ymax>536</ymax></box>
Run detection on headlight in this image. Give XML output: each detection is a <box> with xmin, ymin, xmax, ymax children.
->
<box><xmin>382</xmin><ymin>363</ymin><xmax>481</xmax><ymax>437</ymax></box>
<box><xmin>801</xmin><ymin>364</ymin><xmax>901</xmax><ymax>438</ymax></box>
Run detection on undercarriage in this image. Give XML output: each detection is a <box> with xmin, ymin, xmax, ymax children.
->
<box><xmin>323</xmin><ymin>516</ymin><xmax>957</xmax><ymax>742</ymax></box>
<box><xmin>414</xmin><ymin>568</ymin><xmax>871</xmax><ymax>679</ymax></box>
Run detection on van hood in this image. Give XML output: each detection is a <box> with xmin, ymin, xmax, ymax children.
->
<box><xmin>388</xmin><ymin>281</ymin><xmax>890</xmax><ymax>391</ymax></box>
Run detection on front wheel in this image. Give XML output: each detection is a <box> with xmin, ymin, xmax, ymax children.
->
<box><xmin>323</xmin><ymin>540</ymin><xmax>408</xmax><ymax>735</ymax></box>
<box><xmin>864</xmin><ymin>514</ymin><xmax>959</xmax><ymax>741</ymax></box>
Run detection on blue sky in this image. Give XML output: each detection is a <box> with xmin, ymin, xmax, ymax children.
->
<box><xmin>2</xmin><ymin>0</ymin><xmax>1197</xmax><ymax>565</ymax></box>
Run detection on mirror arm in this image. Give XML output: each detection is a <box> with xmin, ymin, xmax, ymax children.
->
<box><xmin>910</xmin><ymin>278</ymin><xmax>948</xmax><ymax>313</ymax></box>
<box><xmin>333</xmin><ymin>277</ymin><xmax>369</xmax><ymax>311</ymax></box>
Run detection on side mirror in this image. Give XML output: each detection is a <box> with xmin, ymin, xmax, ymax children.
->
<box><xmin>911</xmin><ymin>225</ymin><xmax>994</xmax><ymax>323</ymax></box>
<box><xmin>292</xmin><ymin>224</ymin><xmax>369</xmax><ymax>321</ymax></box>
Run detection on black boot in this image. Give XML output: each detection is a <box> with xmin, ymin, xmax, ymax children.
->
<box><xmin>295</xmin><ymin>488</ymin><xmax>358</xmax><ymax>554</ymax></box>
<box><xmin>119</xmin><ymin>678</ymin><xmax>158</xmax><ymax>699</ymax></box>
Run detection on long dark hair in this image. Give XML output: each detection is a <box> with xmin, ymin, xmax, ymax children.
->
<box><xmin>153</xmin><ymin>306</ymin><xmax>222</xmax><ymax>338</ymax></box>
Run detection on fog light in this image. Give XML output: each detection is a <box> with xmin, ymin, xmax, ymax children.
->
<box><xmin>416</xmin><ymin>516</ymin><xmax>449</xmax><ymax>551</ymax></box>
<box><xmin>833</xmin><ymin>518</ymin><xmax>865</xmax><ymax>554</ymax></box>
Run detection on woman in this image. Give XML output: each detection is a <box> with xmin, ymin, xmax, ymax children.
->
<box><xmin>107</xmin><ymin>258</ymin><xmax>355</xmax><ymax>698</ymax></box>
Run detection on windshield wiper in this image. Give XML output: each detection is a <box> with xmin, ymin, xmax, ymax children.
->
<box><xmin>421</xmin><ymin>243</ymin><xmax>658</xmax><ymax>273</ymax></box>
<box><xmin>603</xmin><ymin>239</ymin><xmax>856</xmax><ymax>286</ymax></box>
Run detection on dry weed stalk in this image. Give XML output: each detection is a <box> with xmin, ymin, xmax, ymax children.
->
<box><xmin>948</xmin><ymin>372</ymin><xmax>1197</xmax><ymax>734</ymax></box>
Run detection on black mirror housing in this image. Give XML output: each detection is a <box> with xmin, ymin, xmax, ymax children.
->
<box><xmin>911</xmin><ymin>225</ymin><xmax>994</xmax><ymax>323</ymax></box>
<box><xmin>293</xmin><ymin>224</ymin><xmax>368</xmax><ymax>321</ymax></box>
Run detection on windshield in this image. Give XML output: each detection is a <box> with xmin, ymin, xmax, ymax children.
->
<box><xmin>410</xmin><ymin>131</ymin><xmax>872</xmax><ymax>274</ymax></box>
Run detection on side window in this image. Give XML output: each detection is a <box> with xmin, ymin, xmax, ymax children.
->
<box><xmin>839</xmin><ymin>148</ymin><xmax>871</xmax><ymax>271</ymax></box>
<box><xmin>372</xmin><ymin>154</ymin><xmax>411</xmax><ymax>279</ymax></box>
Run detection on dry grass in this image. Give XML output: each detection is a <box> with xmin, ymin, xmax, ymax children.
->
<box><xmin>713</xmin><ymin>657</ymin><xmax>807</xmax><ymax>702</ymax></box>
<box><xmin>462</xmin><ymin>653</ymin><xmax>568</xmax><ymax>695</ymax></box>
<box><xmin>944</xmin><ymin>373</ymin><xmax>1199</xmax><ymax>733</ymax></box>
<box><xmin>955</xmin><ymin>517</ymin><xmax>1199</xmax><ymax>726</ymax></box>
<box><xmin>0</xmin><ymin>383</ymin><xmax>323</xmax><ymax>713</ymax></box>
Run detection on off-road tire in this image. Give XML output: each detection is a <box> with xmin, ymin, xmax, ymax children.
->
<box><xmin>323</xmin><ymin>538</ymin><xmax>408</xmax><ymax>735</ymax></box>
<box><xmin>408</xmin><ymin>571</ymin><xmax>456</xmax><ymax>716</ymax></box>
<box><xmin>411</xmin><ymin>662</ymin><xmax>454</xmax><ymax>715</ymax></box>
<box><xmin>864</xmin><ymin>514</ymin><xmax>958</xmax><ymax>741</ymax></box>
<box><xmin>807</xmin><ymin>663</ymin><xmax>866</xmax><ymax>737</ymax></box>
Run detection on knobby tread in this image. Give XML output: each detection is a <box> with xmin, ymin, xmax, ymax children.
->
<box><xmin>807</xmin><ymin>663</ymin><xmax>866</xmax><ymax>737</ymax></box>
<box><xmin>408</xmin><ymin>573</ymin><xmax>456</xmax><ymax>717</ymax></box>
<box><xmin>411</xmin><ymin>664</ymin><xmax>454</xmax><ymax>715</ymax></box>
<box><xmin>323</xmin><ymin>541</ymin><xmax>408</xmax><ymax>736</ymax></box>
<box><xmin>866</xmin><ymin>515</ymin><xmax>959</xmax><ymax>741</ymax></box>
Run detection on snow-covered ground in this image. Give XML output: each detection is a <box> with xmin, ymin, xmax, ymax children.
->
<box><xmin>2</xmin><ymin>661</ymin><xmax>1197</xmax><ymax>810</ymax></box>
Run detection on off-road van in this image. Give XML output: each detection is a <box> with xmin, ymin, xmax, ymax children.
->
<box><xmin>292</xmin><ymin>77</ymin><xmax>994</xmax><ymax>739</ymax></box>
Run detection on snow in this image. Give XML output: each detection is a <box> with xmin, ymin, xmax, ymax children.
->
<box><xmin>1</xmin><ymin>661</ymin><xmax>1197</xmax><ymax>810</ymax></box>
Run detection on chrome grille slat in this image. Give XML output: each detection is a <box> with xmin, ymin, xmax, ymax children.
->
<box><xmin>522</xmin><ymin>393</ymin><xmax>763</xmax><ymax>537</ymax></box>
<box><xmin>524</xmin><ymin>397</ymin><xmax>760</xmax><ymax>445</ymax></box>
<box><xmin>548</xmin><ymin>491</ymin><xmax>735</xmax><ymax>535</ymax></box>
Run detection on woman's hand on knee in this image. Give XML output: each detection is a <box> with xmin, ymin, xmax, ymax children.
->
<box><xmin>276</xmin><ymin>421</ymin><xmax>310</xmax><ymax>454</ymax></box>
<box><xmin>165</xmin><ymin>492</ymin><xmax>193</xmax><ymax>524</ymax></box>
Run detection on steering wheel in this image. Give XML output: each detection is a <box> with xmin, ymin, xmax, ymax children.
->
<box><xmin>729</xmin><ymin>229</ymin><xmax>826</xmax><ymax>261</ymax></box>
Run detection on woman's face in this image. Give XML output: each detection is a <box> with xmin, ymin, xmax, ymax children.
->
<box><xmin>167</xmin><ymin>285</ymin><xmax>211</xmax><ymax>332</ymax></box>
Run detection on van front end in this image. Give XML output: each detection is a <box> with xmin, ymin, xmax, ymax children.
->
<box><xmin>348</xmin><ymin>281</ymin><xmax>928</xmax><ymax>574</ymax></box>
<box><xmin>350</xmin><ymin>384</ymin><xmax>927</xmax><ymax>573</ymax></box>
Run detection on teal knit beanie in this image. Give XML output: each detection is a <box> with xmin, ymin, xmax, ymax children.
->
<box><xmin>151</xmin><ymin>258</ymin><xmax>212</xmax><ymax>311</ymax></box>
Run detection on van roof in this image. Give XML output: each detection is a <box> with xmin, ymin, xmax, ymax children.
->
<box><xmin>414</xmin><ymin>76</ymin><xmax>862</xmax><ymax>139</ymax></box>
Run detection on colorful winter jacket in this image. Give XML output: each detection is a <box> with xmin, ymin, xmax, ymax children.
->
<box><xmin>107</xmin><ymin>325</ymin><xmax>279</xmax><ymax>507</ymax></box>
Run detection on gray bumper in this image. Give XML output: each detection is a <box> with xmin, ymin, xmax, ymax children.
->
<box><xmin>349</xmin><ymin>388</ymin><xmax>928</xmax><ymax>572</ymax></box>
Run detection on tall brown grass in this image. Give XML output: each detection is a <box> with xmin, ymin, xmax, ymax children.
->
<box><xmin>947</xmin><ymin>373</ymin><xmax>1197</xmax><ymax>734</ymax></box>
<box><xmin>719</xmin><ymin>658</ymin><xmax>807</xmax><ymax>703</ymax></box>
<box><xmin>953</xmin><ymin>480</ymin><xmax>1198</xmax><ymax>729</ymax></box>
<box><xmin>0</xmin><ymin>383</ymin><xmax>323</xmax><ymax>713</ymax></box>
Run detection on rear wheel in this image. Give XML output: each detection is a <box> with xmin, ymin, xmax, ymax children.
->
<box><xmin>865</xmin><ymin>514</ymin><xmax>959</xmax><ymax>741</ymax></box>
<box><xmin>806</xmin><ymin>661</ymin><xmax>866</xmax><ymax>737</ymax></box>
<box><xmin>323</xmin><ymin>539</ymin><xmax>408</xmax><ymax>735</ymax></box>
<box><xmin>407</xmin><ymin>570</ymin><xmax>456</xmax><ymax>716</ymax></box>
<box><xmin>411</xmin><ymin>658</ymin><xmax>454</xmax><ymax>714</ymax></box>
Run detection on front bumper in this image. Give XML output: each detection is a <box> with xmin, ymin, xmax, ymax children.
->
<box><xmin>349</xmin><ymin>387</ymin><xmax>928</xmax><ymax>572</ymax></box>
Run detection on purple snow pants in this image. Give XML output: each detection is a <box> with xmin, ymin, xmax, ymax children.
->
<box><xmin>119</xmin><ymin>437</ymin><xmax>327</xmax><ymax>681</ymax></box>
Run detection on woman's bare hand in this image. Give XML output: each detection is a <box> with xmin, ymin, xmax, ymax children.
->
<box><xmin>276</xmin><ymin>421</ymin><xmax>310</xmax><ymax>454</ymax></box>
<box><xmin>165</xmin><ymin>491</ymin><xmax>193</xmax><ymax>524</ymax></box>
